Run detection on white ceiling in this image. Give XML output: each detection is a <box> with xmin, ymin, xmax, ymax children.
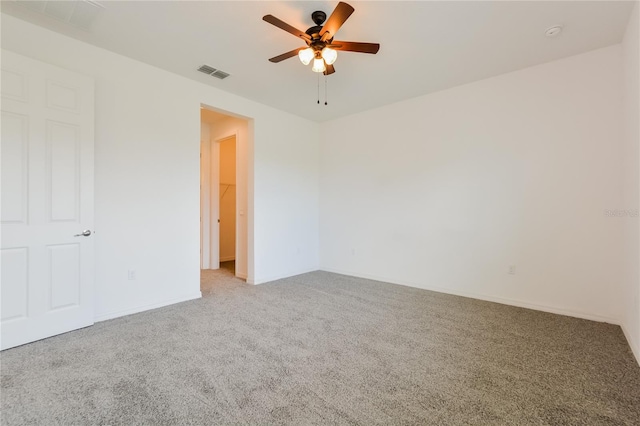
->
<box><xmin>2</xmin><ymin>1</ymin><xmax>635</xmax><ymax>122</ymax></box>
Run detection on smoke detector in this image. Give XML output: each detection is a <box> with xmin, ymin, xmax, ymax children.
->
<box><xmin>545</xmin><ymin>25</ymin><xmax>563</xmax><ymax>37</ymax></box>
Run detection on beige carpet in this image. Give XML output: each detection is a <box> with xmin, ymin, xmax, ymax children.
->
<box><xmin>200</xmin><ymin>261</ymin><xmax>236</xmax><ymax>294</ymax></box>
<box><xmin>2</xmin><ymin>270</ymin><xmax>639</xmax><ymax>425</ymax></box>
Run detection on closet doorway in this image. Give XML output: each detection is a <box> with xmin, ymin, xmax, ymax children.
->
<box><xmin>200</xmin><ymin>107</ymin><xmax>249</xmax><ymax>281</ymax></box>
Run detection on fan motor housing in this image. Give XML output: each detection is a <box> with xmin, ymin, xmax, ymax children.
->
<box><xmin>306</xmin><ymin>10</ymin><xmax>328</xmax><ymax>39</ymax></box>
<box><xmin>305</xmin><ymin>25</ymin><xmax>323</xmax><ymax>38</ymax></box>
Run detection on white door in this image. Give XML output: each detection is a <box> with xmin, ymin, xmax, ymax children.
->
<box><xmin>210</xmin><ymin>140</ymin><xmax>221</xmax><ymax>270</ymax></box>
<box><xmin>218</xmin><ymin>136</ymin><xmax>236</xmax><ymax>263</ymax></box>
<box><xmin>1</xmin><ymin>50</ymin><xmax>95</xmax><ymax>350</ymax></box>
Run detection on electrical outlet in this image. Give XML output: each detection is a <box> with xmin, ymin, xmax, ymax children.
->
<box><xmin>508</xmin><ymin>265</ymin><xmax>516</xmax><ymax>275</ymax></box>
<box><xmin>127</xmin><ymin>270</ymin><xmax>136</xmax><ymax>280</ymax></box>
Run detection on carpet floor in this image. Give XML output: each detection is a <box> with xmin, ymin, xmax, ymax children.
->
<box><xmin>2</xmin><ymin>270</ymin><xmax>640</xmax><ymax>425</ymax></box>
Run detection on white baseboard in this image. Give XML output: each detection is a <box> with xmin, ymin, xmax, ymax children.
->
<box><xmin>220</xmin><ymin>256</ymin><xmax>235</xmax><ymax>262</ymax></box>
<box><xmin>319</xmin><ymin>266</ymin><xmax>620</xmax><ymax>325</ymax></box>
<box><xmin>94</xmin><ymin>292</ymin><xmax>202</xmax><ymax>322</ymax></box>
<box><xmin>620</xmin><ymin>323</ymin><xmax>640</xmax><ymax>367</ymax></box>
<box><xmin>236</xmin><ymin>272</ymin><xmax>248</xmax><ymax>280</ymax></box>
<box><xmin>250</xmin><ymin>266</ymin><xmax>319</xmax><ymax>285</ymax></box>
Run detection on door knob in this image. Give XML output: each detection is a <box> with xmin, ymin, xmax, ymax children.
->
<box><xmin>74</xmin><ymin>230</ymin><xmax>92</xmax><ymax>237</ymax></box>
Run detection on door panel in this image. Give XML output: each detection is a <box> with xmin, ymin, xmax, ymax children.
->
<box><xmin>47</xmin><ymin>121</ymin><xmax>81</xmax><ymax>222</ymax></box>
<box><xmin>48</xmin><ymin>243</ymin><xmax>81</xmax><ymax>310</ymax></box>
<box><xmin>1</xmin><ymin>50</ymin><xmax>95</xmax><ymax>350</ymax></box>
<box><xmin>0</xmin><ymin>248</ymin><xmax>29</xmax><ymax>322</ymax></box>
<box><xmin>1</xmin><ymin>112</ymin><xmax>28</xmax><ymax>224</ymax></box>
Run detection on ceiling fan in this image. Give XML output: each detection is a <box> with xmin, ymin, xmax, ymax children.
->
<box><xmin>263</xmin><ymin>2</ymin><xmax>380</xmax><ymax>75</ymax></box>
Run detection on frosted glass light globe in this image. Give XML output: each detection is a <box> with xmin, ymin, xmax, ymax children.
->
<box><xmin>298</xmin><ymin>48</ymin><xmax>314</xmax><ymax>65</ymax></box>
<box><xmin>312</xmin><ymin>58</ymin><xmax>326</xmax><ymax>73</ymax></box>
<box><xmin>321</xmin><ymin>47</ymin><xmax>337</xmax><ymax>65</ymax></box>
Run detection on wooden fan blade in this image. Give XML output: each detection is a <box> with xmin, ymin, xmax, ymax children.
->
<box><xmin>319</xmin><ymin>2</ymin><xmax>355</xmax><ymax>42</ymax></box>
<box><xmin>269</xmin><ymin>48</ymin><xmax>304</xmax><ymax>63</ymax></box>
<box><xmin>323</xmin><ymin>64</ymin><xmax>335</xmax><ymax>75</ymax></box>
<box><xmin>329</xmin><ymin>41</ymin><xmax>380</xmax><ymax>54</ymax></box>
<box><xmin>263</xmin><ymin>15</ymin><xmax>311</xmax><ymax>41</ymax></box>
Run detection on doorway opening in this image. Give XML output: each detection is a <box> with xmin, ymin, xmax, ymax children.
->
<box><xmin>200</xmin><ymin>106</ymin><xmax>251</xmax><ymax>291</ymax></box>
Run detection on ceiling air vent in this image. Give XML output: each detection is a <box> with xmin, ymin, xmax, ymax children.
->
<box><xmin>197</xmin><ymin>65</ymin><xmax>230</xmax><ymax>80</ymax></box>
<box><xmin>198</xmin><ymin>65</ymin><xmax>217</xmax><ymax>75</ymax></box>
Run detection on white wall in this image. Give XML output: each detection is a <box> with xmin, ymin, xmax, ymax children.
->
<box><xmin>250</xmin><ymin>114</ymin><xmax>321</xmax><ymax>284</ymax></box>
<box><xmin>621</xmin><ymin>3</ymin><xmax>640</xmax><ymax>364</ymax></box>
<box><xmin>1</xmin><ymin>14</ymin><xmax>320</xmax><ymax>320</ymax></box>
<box><xmin>320</xmin><ymin>46</ymin><xmax>625</xmax><ymax>324</ymax></box>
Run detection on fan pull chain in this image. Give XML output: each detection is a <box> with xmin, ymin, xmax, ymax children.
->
<box><xmin>317</xmin><ymin>73</ymin><xmax>320</xmax><ymax>105</ymax></box>
<box><xmin>325</xmin><ymin>74</ymin><xmax>328</xmax><ymax>106</ymax></box>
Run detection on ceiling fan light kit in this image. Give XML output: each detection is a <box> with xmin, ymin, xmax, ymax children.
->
<box><xmin>263</xmin><ymin>1</ymin><xmax>380</xmax><ymax>76</ymax></box>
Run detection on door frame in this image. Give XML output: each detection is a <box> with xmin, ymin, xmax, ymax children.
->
<box><xmin>200</xmin><ymin>136</ymin><xmax>212</xmax><ymax>269</ymax></box>
<box><xmin>201</xmin><ymin>130</ymin><xmax>239</xmax><ymax>273</ymax></box>
<box><xmin>200</xmin><ymin>103</ymin><xmax>253</xmax><ymax>283</ymax></box>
